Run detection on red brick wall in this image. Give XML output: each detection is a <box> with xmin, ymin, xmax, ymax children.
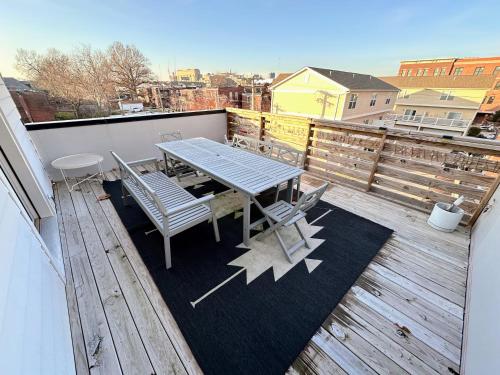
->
<box><xmin>11</xmin><ymin>91</ymin><xmax>56</xmax><ymax>123</ymax></box>
<box><xmin>398</xmin><ymin>57</ymin><xmax>500</xmax><ymax>77</ymax></box>
<box><xmin>398</xmin><ymin>61</ymin><xmax>455</xmax><ymax>76</ymax></box>
<box><xmin>453</xmin><ymin>57</ymin><xmax>500</xmax><ymax>76</ymax></box>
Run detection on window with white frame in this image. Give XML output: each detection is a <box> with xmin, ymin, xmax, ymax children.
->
<box><xmin>487</xmin><ymin>96</ymin><xmax>495</xmax><ymax>104</ymax></box>
<box><xmin>401</xmin><ymin>69</ymin><xmax>407</xmax><ymax>76</ymax></box>
<box><xmin>440</xmin><ymin>90</ymin><xmax>454</xmax><ymax>100</ymax></box>
<box><xmin>434</xmin><ymin>68</ymin><xmax>440</xmax><ymax>76</ymax></box>
<box><xmin>417</xmin><ymin>68</ymin><xmax>423</xmax><ymax>76</ymax></box>
<box><xmin>407</xmin><ymin>69</ymin><xmax>412</xmax><ymax>76</ymax></box>
<box><xmin>348</xmin><ymin>94</ymin><xmax>358</xmax><ymax>109</ymax></box>
<box><xmin>473</xmin><ymin>67</ymin><xmax>484</xmax><ymax>76</ymax></box>
<box><xmin>369</xmin><ymin>93</ymin><xmax>377</xmax><ymax>106</ymax></box>
<box><xmin>494</xmin><ymin>66</ymin><xmax>500</xmax><ymax>76</ymax></box>
<box><xmin>454</xmin><ymin>67</ymin><xmax>463</xmax><ymax>76</ymax></box>
<box><xmin>441</xmin><ymin>67</ymin><xmax>447</xmax><ymax>75</ymax></box>
<box><xmin>423</xmin><ymin>68</ymin><xmax>429</xmax><ymax>76</ymax></box>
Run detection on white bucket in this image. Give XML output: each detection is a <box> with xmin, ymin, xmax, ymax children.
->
<box><xmin>427</xmin><ymin>202</ymin><xmax>464</xmax><ymax>232</ymax></box>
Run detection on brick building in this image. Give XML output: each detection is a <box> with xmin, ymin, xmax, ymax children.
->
<box><xmin>241</xmin><ymin>84</ymin><xmax>271</xmax><ymax>112</ymax></box>
<box><xmin>398</xmin><ymin>56</ymin><xmax>500</xmax><ymax>77</ymax></box>
<box><xmin>177</xmin><ymin>87</ymin><xmax>243</xmax><ymax>111</ymax></box>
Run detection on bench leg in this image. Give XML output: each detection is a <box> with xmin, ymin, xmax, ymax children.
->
<box><xmin>212</xmin><ymin>214</ymin><xmax>220</xmax><ymax>242</ymax></box>
<box><xmin>164</xmin><ymin>235</ymin><xmax>172</xmax><ymax>269</ymax></box>
<box><xmin>163</xmin><ymin>218</ymin><xmax>172</xmax><ymax>269</ymax></box>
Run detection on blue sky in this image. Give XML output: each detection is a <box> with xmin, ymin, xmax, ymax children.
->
<box><xmin>1</xmin><ymin>0</ymin><xmax>499</xmax><ymax>79</ymax></box>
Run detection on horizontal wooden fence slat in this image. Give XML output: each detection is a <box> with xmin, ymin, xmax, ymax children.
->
<box><xmin>226</xmin><ymin>108</ymin><xmax>500</xmax><ymax>225</ymax></box>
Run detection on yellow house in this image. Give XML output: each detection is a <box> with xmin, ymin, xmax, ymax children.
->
<box><xmin>270</xmin><ymin>67</ymin><xmax>399</xmax><ymax>124</ymax></box>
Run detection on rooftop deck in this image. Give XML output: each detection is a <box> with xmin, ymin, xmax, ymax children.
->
<box><xmin>55</xmin><ymin>164</ymin><xmax>470</xmax><ymax>374</ymax></box>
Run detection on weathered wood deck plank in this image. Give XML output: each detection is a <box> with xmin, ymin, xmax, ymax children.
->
<box><xmin>58</xmin><ymin>183</ymin><xmax>122</xmax><ymax>375</ymax></box>
<box><xmin>80</xmin><ymin>181</ymin><xmax>188</xmax><ymax>375</ymax></box>
<box><xmin>68</xmin><ymin>183</ymin><xmax>155</xmax><ymax>374</ymax></box>
<box><xmin>54</xmin><ymin>187</ymin><xmax>90</xmax><ymax>375</ymax></box>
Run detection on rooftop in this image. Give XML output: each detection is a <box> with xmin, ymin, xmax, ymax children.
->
<box><xmin>308</xmin><ymin>67</ymin><xmax>400</xmax><ymax>91</ymax></box>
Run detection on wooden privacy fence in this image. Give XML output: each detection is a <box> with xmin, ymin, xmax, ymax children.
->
<box><xmin>227</xmin><ymin>108</ymin><xmax>500</xmax><ymax>225</ymax></box>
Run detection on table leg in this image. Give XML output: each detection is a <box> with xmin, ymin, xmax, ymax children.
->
<box><xmin>286</xmin><ymin>179</ymin><xmax>294</xmax><ymax>203</ymax></box>
<box><xmin>162</xmin><ymin>152</ymin><xmax>168</xmax><ymax>175</ymax></box>
<box><xmin>243</xmin><ymin>194</ymin><xmax>251</xmax><ymax>246</ymax></box>
<box><xmin>60</xmin><ymin>169</ymin><xmax>71</xmax><ymax>192</ymax></box>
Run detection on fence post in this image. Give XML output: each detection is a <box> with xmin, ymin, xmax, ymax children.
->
<box><xmin>303</xmin><ymin>120</ymin><xmax>315</xmax><ymax>172</ymax></box>
<box><xmin>365</xmin><ymin>128</ymin><xmax>388</xmax><ymax>192</ymax></box>
<box><xmin>258</xmin><ymin>112</ymin><xmax>265</xmax><ymax>141</ymax></box>
<box><xmin>468</xmin><ymin>173</ymin><xmax>500</xmax><ymax>226</ymax></box>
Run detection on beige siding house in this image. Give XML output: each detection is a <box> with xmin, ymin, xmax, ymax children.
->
<box><xmin>270</xmin><ymin>67</ymin><xmax>399</xmax><ymax>124</ymax></box>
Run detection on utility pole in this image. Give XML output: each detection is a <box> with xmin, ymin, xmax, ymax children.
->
<box><xmin>251</xmin><ymin>76</ymin><xmax>255</xmax><ymax>111</ymax></box>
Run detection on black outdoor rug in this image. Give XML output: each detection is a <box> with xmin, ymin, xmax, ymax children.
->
<box><xmin>103</xmin><ymin>179</ymin><xmax>393</xmax><ymax>375</ymax></box>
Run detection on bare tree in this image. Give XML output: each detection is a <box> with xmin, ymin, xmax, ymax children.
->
<box><xmin>107</xmin><ymin>42</ymin><xmax>153</xmax><ymax>99</ymax></box>
<box><xmin>72</xmin><ymin>45</ymin><xmax>115</xmax><ymax>115</ymax></box>
<box><xmin>16</xmin><ymin>48</ymin><xmax>85</xmax><ymax>117</ymax></box>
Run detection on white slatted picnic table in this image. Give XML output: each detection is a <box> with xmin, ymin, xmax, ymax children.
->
<box><xmin>156</xmin><ymin>137</ymin><xmax>304</xmax><ymax>245</ymax></box>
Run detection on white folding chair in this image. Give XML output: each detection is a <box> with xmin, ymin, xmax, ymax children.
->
<box><xmin>159</xmin><ymin>130</ymin><xmax>198</xmax><ymax>181</ymax></box>
<box><xmin>254</xmin><ymin>182</ymin><xmax>329</xmax><ymax>262</ymax></box>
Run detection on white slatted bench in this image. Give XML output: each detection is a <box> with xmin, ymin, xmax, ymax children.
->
<box><xmin>110</xmin><ymin>151</ymin><xmax>220</xmax><ymax>269</ymax></box>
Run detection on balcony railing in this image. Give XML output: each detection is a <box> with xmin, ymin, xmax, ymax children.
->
<box><xmin>384</xmin><ymin>113</ymin><xmax>471</xmax><ymax>128</ymax></box>
<box><xmin>226</xmin><ymin>108</ymin><xmax>500</xmax><ymax>226</ymax></box>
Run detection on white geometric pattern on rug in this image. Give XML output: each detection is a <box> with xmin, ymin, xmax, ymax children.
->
<box><xmin>190</xmin><ymin>219</ymin><xmax>325</xmax><ymax>308</ymax></box>
<box><xmin>229</xmin><ymin>219</ymin><xmax>325</xmax><ymax>283</ymax></box>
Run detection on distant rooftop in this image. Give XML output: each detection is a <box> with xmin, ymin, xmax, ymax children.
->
<box><xmin>307</xmin><ymin>67</ymin><xmax>399</xmax><ymax>91</ymax></box>
<box><xmin>3</xmin><ymin>77</ymin><xmax>35</xmax><ymax>92</ymax></box>
<box><xmin>379</xmin><ymin>75</ymin><xmax>497</xmax><ymax>89</ymax></box>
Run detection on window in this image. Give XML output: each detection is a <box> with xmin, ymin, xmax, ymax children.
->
<box><xmin>433</xmin><ymin>68</ymin><xmax>440</xmax><ymax>76</ymax></box>
<box><xmin>441</xmin><ymin>67</ymin><xmax>447</xmax><ymax>75</ymax></box>
<box><xmin>348</xmin><ymin>94</ymin><xmax>358</xmax><ymax>109</ymax></box>
<box><xmin>234</xmin><ymin>92</ymin><xmax>238</xmax><ymax>100</ymax></box>
<box><xmin>401</xmin><ymin>69</ymin><xmax>407</xmax><ymax>76</ymax></box>
<box><xmin>385</xmin><ymin>98</ymin><xmax>391</xmax><ymax>104</ymax></box>
<box><xmin>417</xmin><ymin>68</ymin><xmax>423</xmax><ymax>76</ymax></box>
<box><xmin>369</xmin><ymin>93</ymin><xmax>377</xmax><ymax>106</ymax></box>
<box><xmin>363</xmin><ymin>119</ymin><xmax>369</xmax><ymax>124</ymax></box>
<box><xmin>454</xmin><ymin>67</ymin><xmax>464</xmax><ymax>76</ymax></box>
<box><xmin>473</xmin><ymin>67</ymin><xmax>484</xmax><ymax>76</ymax></box>
<box><xmin>404</xmin><ymin>109</ymin><xmax>417</xmax><ymax>117</ymax></box>
<box><xmin>440</xmin><ymin>91</ymin><xmax>454</xmax><ymax>101</ymax></box>
<box><xmin>493</xmin><ymin>66</ymin><xmax>500</xmax><ymax>76</ymax></box>
<box><xmin>495</xmin><ymin>81</ymin><xmax>500</xmax><ymax>90</ymax></box>
<box><xmin>487</xmin><ymin>96</ymin><xmax>495</xmax><ymax>104</ymax></box>
<box><xmin>423</xmin><ymin>68</ymin><xmax>429</xmax><ymax>76</ymax></box>
<box><xmin>446</xmin><ymin>112</ymin><xmax>462</xmax><ymax>120</ymax></box>
<box><xmin>229</xmin><ymin>92</ymin><xmax>233</xmax><ymax>100</ymax></box>
<box><xmin>407</xmin><ymin>69</ymin><xmax>412</xmax><ymax>76</ymax></box>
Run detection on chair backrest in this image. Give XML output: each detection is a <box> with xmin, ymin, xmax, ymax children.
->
<box><xmin>232</xmin><ymin>134</ymin><xmax>259</xmax><ymax>151</ymax></box>
<box><xmin>110</xmin><ymin>151</ymin><xmax>165</xmax><ymax>215</ymax></box>
<box><xmin>296</xmin><ymin>182</ymin><xmax>329</xmax><ymax>213</ymax></box>
<box><xmin>271</xmin><ymin>144</ymin><xmax>305</xmax><ymax>167</ymax></box>
<box><xmin>159</xmin><ymin>130</ymin><xmax>183</xmax><ymax>143</ymax></box>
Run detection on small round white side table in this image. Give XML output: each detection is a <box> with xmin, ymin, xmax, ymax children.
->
<box><xmin>51</xmin><ymin>153</ymin><xmax>104</xmax><ymax>192</ymax></box>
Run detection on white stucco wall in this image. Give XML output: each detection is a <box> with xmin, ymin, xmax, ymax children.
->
<box><xmin>28</xmin><ymin>112</ymin><xmax>227</xmax><ymax>180</ymax></box>
<box><xmin>462</xmin><ymin>183</ymin><xmax>500</xmax><ymax>373</ymax></box>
